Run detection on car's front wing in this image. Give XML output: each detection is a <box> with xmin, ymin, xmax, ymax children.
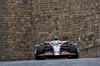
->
<box><xmin>38</xmin><ymin>51</ymin><xmax>77</xmax><ymax>58</ymax></box>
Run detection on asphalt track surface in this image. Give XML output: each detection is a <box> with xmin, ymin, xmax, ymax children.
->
<box><xmin>0</xmin><ymin>58</ymin><xmax>100</xmax><ymax>66</ymax></box>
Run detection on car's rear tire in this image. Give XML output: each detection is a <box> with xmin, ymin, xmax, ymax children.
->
<box><xmin>35</xmin><ymin>45</ymin><xmax>46</xmax><ymax>60</ymax></box>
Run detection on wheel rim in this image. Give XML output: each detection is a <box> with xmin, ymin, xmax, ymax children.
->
<box><xmin>35</xmin><ymin>48</ymin><xmax>37</xmax><ymax>54</ymax></box>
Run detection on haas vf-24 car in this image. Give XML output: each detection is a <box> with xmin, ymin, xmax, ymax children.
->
<box><xmin>35</xmin><ymin>40</ymin><xmax>79</xmax><ymax>60</ymax></box>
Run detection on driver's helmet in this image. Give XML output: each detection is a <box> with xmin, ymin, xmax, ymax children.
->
<box><xmin>54</xmin><ymin>36</ymin><xmax>58</xmax><ymax>40</ymax></box>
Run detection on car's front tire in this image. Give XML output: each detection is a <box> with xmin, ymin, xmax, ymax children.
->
<box><xmin>35</xmin><ymin>45</ymin><xmax>46</xmax><ymax>60</ymax></box>
<box><xmin>35</xmin><ymin>56</ymin><xmax>46</xmax><ymax>60</ymax></box>
<box><xmin>69</xmin><ymin>43</ymin><xmax>79</xmax><ymax>58</ymax></box>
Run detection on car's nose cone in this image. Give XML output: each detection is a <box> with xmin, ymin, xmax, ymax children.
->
<box><xmin>53</xmin><ymin>45</ymin><xmax>60</xmax><ymax>55</ymax></box>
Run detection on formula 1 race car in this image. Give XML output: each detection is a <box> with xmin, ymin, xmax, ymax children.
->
<box><xmin>34</xmin><ymin>40</ymin><xmax>79</xmax><ymax>60</ymax></box>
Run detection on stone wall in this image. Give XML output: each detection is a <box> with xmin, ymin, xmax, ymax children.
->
<box><xmin>0</xmin><ymin>0</ymin><xmax>100</xmax><ymax>60</ymax></box>
<box><xmin>0</xmin><ymin>0</ymin><xmax>8</xmax><ymax>61</ymax></box>
<box><xmin>32</xmin><ymin>0</ymin><xmax>100</xmax><ymax>49</ymax></box>
<box><xmin>5</xmin><ymin>0</ymin><xmax>34</xmax><ymax>60</ymax></box>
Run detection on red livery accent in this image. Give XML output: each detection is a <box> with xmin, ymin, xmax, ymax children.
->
<box><xmin>62</xmin><ymin>41</ymin><xmax>66</xmax><ymax>43</ymax></box>
<box><xmin>38</xmin><ymin>52</ymin><xmax>52</xmax><ymax>56</ymax></box>
<box><xmin>62</xmin><ymin>51</ymin><xmax>76</xmax><ymax>55</ymax></box>
<box><xmin>46</xmin><ymin>41</ymin><xmax>51</xmax><ymax>43</ymax></box>
<box><xmin>59</xmin><ymin>42</ymin><xmax>62</xmax><ymax>44</ymax></box>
